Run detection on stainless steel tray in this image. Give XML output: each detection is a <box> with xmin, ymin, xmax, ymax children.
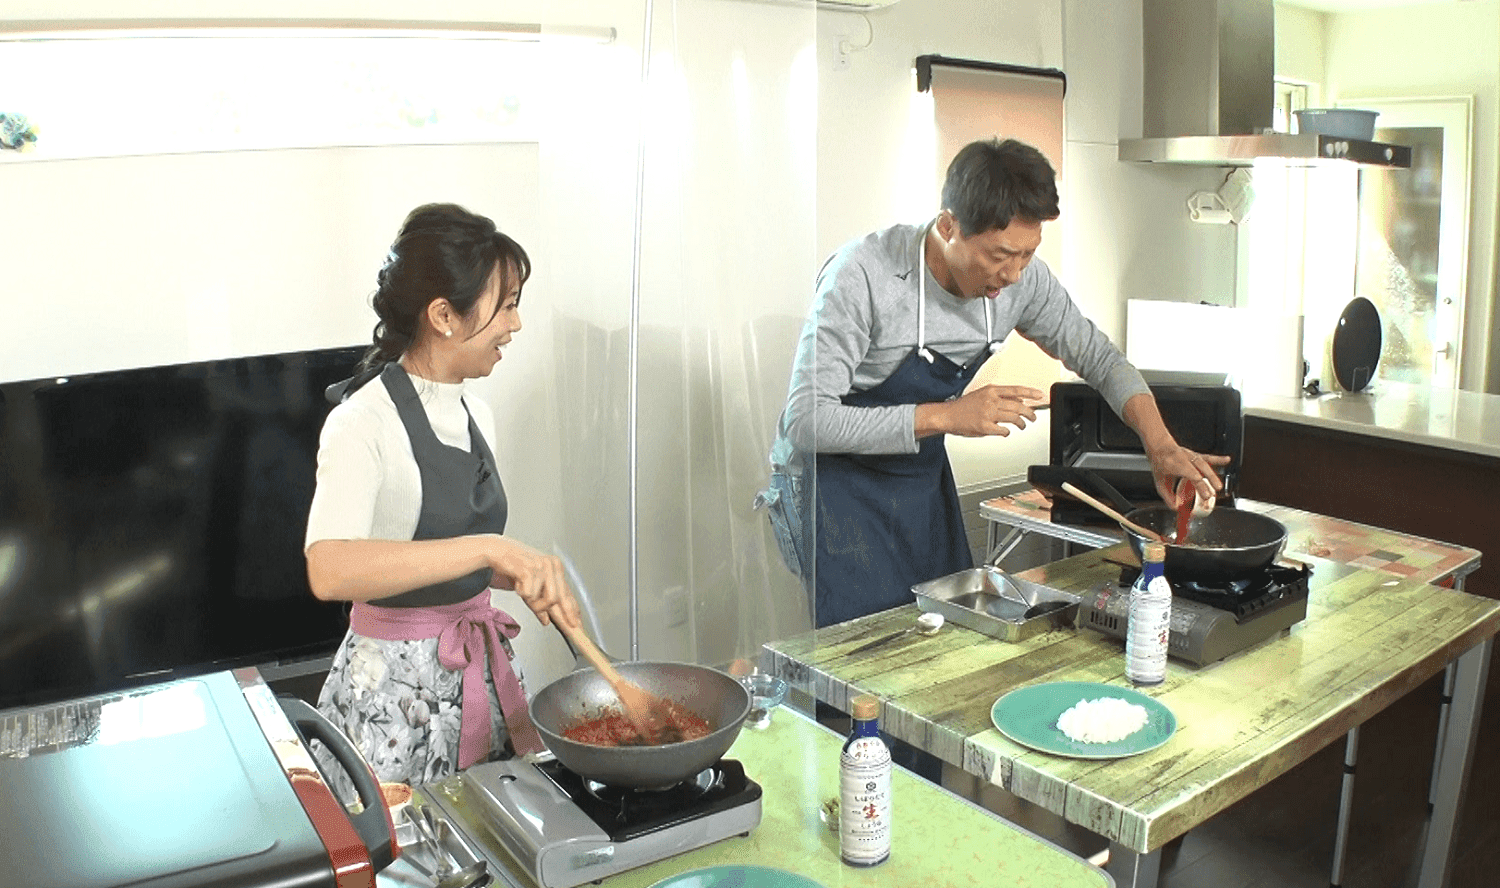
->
<box><xmin>912</xmin><ymin>567</ymin><xmax>1080</xmax><ymax>642</ymax></box>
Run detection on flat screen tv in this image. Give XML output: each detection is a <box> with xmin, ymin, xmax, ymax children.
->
<box><xmin>0</xmin><ymin>345</ymin><xmax>365</xmax><ymax>711</ymax></box>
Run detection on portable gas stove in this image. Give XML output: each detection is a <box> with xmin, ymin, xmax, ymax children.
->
<box><xmin>1080</xmin><ymin>562</ymin><xmax>1313</xmax><ymax>666</ymax></box>
<box><xmin>450</xmin><ymin>754</ymin><xmax>762</xmax><ymax>888</ymax></box>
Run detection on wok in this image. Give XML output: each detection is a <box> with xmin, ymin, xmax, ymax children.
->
<box><xmin>1121</xmin><ymin>506</ymin><xmax>1288</xmax><ymax>583</ymax></box>
<box><xmin>529</xmin><ymin>661</ymin><xmax>750</xmax><ymax>789</ymax></box>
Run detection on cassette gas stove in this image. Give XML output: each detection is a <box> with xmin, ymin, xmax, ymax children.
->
<box><xmin>445</xmin><ymin>753</ymin><xmax>763</xmax><ymax>888</ymax></box>
<box><xmin>1080</xmin><ymin>562</ymin><xmax>1312</xmax><ymax>666</ymax></box>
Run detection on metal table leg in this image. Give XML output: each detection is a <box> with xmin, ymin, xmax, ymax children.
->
<box><xmin>1105</xmin><ymin>843</ymin><xmax>1161</xmax><ymax>888</ymax></box>
<box><xmin>985</xmin><ymin>526</ymin><xmax>1027</xmax><ymax>568</ymax></box>
<box><xmin>1329</xmin><ymin>727</ymin><xmax>1359</xmax><ymax>887</ymax></box>
<box><xmin>1416</xmin><ymin>636</ymin><xmax>1493</xmax><ymax>888</ymax></box>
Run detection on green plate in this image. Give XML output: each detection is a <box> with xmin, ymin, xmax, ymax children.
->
<box><xmin>647</xmin><ymin>866</ymin><xmax>825</xmax><ymax>888</ymax></box>
<box><xmin>991</xmin><ymin>681</ymin><xmax>1176</xmax><ymax>759</ymax></box>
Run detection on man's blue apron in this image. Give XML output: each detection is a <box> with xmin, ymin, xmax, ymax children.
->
<box><xmin>812</xmin><ymin>231</ymin><xmax>999</xmax><ymax>627</ymax></box>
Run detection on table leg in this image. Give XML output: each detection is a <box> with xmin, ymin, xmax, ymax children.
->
<box><xmin>1105</xmin><ymin>843</ymin><xmax>1161</xmax><ymax>888</ymax></box>
<box><xmin>1416</xmin><ymin>636</ymin><xmax>1492</xmax><ymax>888</ymax></box>
<box><xmin>985</xmin><ymin>526</ymin><xmax>1027</xmax><ymax>567</ymax></box>
<box><xmin>1329</xmin><ymin>726</ymin><xmax>1359</xmax><ymax>887</ymax></box>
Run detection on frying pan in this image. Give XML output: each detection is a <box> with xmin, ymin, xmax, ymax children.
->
<box><xmin>1121</xmin><ymin>506</ymin><xmax>1288</xmax><ymax>583</ymax></box>
<box><xmin>529</xmin><ymin>662</ymin><xmax>750</xmax><ymax>789</ymax></box>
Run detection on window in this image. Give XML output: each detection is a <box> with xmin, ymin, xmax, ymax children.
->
<box><xmin>0</xmin><ymin>31</ymin><xmax>543</xmax><ymax>161</ymax></box>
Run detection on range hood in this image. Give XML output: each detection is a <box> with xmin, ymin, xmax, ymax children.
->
<box><xmin>1118</xmin><ymin>0</ymin><xmax>1410</xmax><ymax>169</ymax></box>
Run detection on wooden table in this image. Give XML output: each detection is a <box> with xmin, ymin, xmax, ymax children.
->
<box><xmin>761</xmin><ymin>538</ymin><xmax>1498</xmax><ymax>888</ymax></box>
<box><xmin>979</xmin><ymin>489</ymin><xmax>1483</xmax><ymax>590</ymax></box>
<box><xmin>404</xmin><ymin>707</ymin><xmax>1114</xmax><ymax>888</ymax></box>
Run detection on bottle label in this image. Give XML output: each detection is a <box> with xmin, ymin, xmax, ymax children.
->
<box><xmin>1126</xmin><ymin>574</ymin><xmax>1172</xmax><ymax>684</ymax></box>
<box><xmin>840</xmin><ymin>737</ymin><xmax>892</xmax><ymax>865</ymax></box>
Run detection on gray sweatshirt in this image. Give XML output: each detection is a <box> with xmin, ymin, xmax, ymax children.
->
<box><xmin>771</xmin><ymin>220</ymin><xmax>1149</xmax><ymax>473</ymax></box>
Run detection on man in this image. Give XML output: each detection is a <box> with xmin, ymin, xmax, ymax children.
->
<box><xmin>765</xmin><ymin>138</ymin><xmax>1227</xmax><ymax>628</ymax></box>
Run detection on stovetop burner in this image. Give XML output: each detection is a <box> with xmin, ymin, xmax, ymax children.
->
<box><xmin>1118</xmin><ymin>563</ymin><xmax>1311</xmax><ymax>620</ymax></box>
<box><xmin>535</xmin><ymin>758</ymin><xmax>762</xmax><ymax>844</ymax></box>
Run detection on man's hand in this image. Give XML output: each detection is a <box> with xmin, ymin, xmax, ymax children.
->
<box><xmin>1144</xmin><ymin>444</ymin><xmax>1231</xmax><ymax>507</ymax></box>
<box><xmin>916</xmin><ymin>384</ymin><xmax>1044</xmax><ymax>439</ymax></box>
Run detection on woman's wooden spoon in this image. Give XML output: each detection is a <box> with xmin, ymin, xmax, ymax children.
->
<box><xmin>553</xmin><ymin>616</ymin><xmax>673</xmax><ymax>742</ymax></box>
<box><xmin>1060</xmin><ymin>482</ymin><xmax>1167</xmax><ymax>543</ymax></box>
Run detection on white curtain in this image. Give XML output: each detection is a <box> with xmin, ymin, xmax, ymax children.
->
<box><xmin>518</xmin><ymin>0</ymin><xmax>817</xmax><ymax>668</ymax></box>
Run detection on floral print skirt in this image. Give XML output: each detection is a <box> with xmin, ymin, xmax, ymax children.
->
<box><xmin>313</xmin><ymin>628</ymin><xmax>519</xmax><ymax>803</ymax></box>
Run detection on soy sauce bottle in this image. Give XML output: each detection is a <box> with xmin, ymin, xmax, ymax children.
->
<box><xmin>1126</xmin><ymin>542</ymin><xmax>1172</xmax><ymax>686</ymax></box>
<box><xmin>839</xmin><ymin>694</ymin><xmax>892</xmax><ymax>866</ymax></box>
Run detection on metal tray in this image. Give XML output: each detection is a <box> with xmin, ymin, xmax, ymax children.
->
<box><xmin>912</xmin><ymin>567</ymin><xmax>1080</xmax><ymax>642</ymax></box>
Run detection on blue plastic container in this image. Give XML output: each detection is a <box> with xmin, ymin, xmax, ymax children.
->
<box><xmin>1295</xmin><ymin>108</ymin><xmax>1378</xmax><ymax>140</ymax></box>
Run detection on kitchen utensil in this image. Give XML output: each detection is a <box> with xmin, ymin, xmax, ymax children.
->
<box><xmin>1295</xmin><ymin>108</ymin><xmax>1378</xmax><ymax>140</ymax></box>
<box><xmin>406</xmin><ymin>804</ymin><xmax>454</xmax><ymax>880</ymax></box>
<box><xmin>408</xmin><ymin>801</ymin><xmax>492</xmax><ymax>888</ymax></box>
<box><xmin>1120</xmin><ymin>506</ymin><xmax>1289</xmax><ymax>583</ymax></box>
<box><xmin>1174</xmin><ymin>478</ymin><xmax>1217</xmax><ymax>544</ymax></box>
<box><xmin>552</xmin><ymin>614</ymin><xmax>673</xmax><ymax>742</ymax></box>
<box><xmin>913</xmin><ymin>569</ymin><xmax>1079</xmax><ymax>642</ymax></box>
<box><xmin>529</xmin><ymin>662</ymin><xmax>751</xmax><ymax>789</ymax></box>
<box><xmin>738</xmin><ymin>673</ymin><xmax>789</xmax><ymax>729</ymax></box>
<box><xmin>1331</xmin><ymin>296</ymin><xmax>1382</xmax><ymax>392</ymax></box>
<box><xmin>1061</xmin><ymin>481</ymin><xmax>1166</xmax><ymax>541</ymax></box>
<box><xmin>845</xmin><ymin>612</ymin><xmax>944</xmax><ymax>656</ymax></box>
<box><xmin>646</xmin><ymin>865</ymin><xmax>827</xmax><ymax>888</ymax></box>
<box><xmin>991</xmin><ymin>681</ymin><xmax>1176</xmax><ymax>759</ymax></box>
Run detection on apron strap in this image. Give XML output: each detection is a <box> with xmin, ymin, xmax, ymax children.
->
<box><xmin>917</xmin><ymin>222</ymin><xmax>934</xmax><ymax>363</ymax></box>
<box><xmin>919</xmin><ymin>220</ymin><xmax>1001</xmax><ymax>361</ymax></box>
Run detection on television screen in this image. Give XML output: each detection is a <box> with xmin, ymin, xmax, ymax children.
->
<box><xmin>0</xmin><ymin>346</ymin><xmax>365</xmax><ymax>710</ymax></box>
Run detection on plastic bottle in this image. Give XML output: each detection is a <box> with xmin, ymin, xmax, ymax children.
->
<box><xmin>1126</xmin><ymin>541</ymin><xmax>1172</xmax><ymax>686</ymax></box>
<box><xmin>839</xmin><ymin>694</ymin><xmax>892</xmax><ymax>867</ymax></box>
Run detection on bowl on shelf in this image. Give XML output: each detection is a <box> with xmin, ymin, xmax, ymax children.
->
<box><xmin>1295</xmin><ymin>108</ymin><xmax>1378</xmax><ymax>141</ymax></box>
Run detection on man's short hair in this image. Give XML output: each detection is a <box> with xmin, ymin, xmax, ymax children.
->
<box><xmin>941</xmin><ymin>138</ymin><xmax>1061</xmax><ymax>236</ymax></box>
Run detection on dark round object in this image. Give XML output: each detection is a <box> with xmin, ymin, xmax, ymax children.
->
<box><xmin>1331</xmin><ymin>296</ymin><xmax>1382</xmax><ymax>392</ymax></box>
<box><xmin>529</xmin><ymin>662</ymin><xmax>750</xmax><ymax>789</ymax></box>
<box><xmin>1121</xmin><ymin>507</ymin><xmax>1288</xmax><ymax>583</ymax></box>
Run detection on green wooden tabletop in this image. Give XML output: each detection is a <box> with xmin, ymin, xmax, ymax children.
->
<box><xmin>761</xmin><ymin>548</ymin><xmax>1500</xmax><ymax>854</ymax></box>
<box><xmin>424</xmin><ymin>705</ymin><xmax>1113</xmax><ymax>887</ymax></box>
<box><xmin>982</xmin><ymin>491</ymin><xmax>1482</xmax><ymax>586</ymax></box>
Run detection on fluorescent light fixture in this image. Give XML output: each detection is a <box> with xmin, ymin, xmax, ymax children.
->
<box><xmin>0</xmin><ymin>19</ymin><xmax>616</xmax><ymax>44</ymax></box>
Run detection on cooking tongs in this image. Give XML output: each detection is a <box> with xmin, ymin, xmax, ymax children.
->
<box><xmin>405</xmin><ymin>799</ymin><xmax>491</xmax><ymax>888</ymax></box>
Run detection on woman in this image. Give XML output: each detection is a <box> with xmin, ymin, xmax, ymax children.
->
<box><xmin>305</xmin><ymin>203</ymin><xmax>580</xmax><ymax>793</ymax></box>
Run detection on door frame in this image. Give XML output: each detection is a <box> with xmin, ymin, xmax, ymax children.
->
<box><xmin>1340</xmin><ymin>95</ymin><xmax>1473</xmax><ymax>388</ymax></box>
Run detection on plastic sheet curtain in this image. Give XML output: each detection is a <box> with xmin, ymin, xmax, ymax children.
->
<box><xmin>528</xmin><ymin>0</ymin><xmax>817</xmax><ymax>668</ymax></box>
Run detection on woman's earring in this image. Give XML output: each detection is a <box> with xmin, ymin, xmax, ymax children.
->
<box><xmin>444</xmin><ymin>329</ymin><xmax>453</xmax><ymax>338</ymax></box>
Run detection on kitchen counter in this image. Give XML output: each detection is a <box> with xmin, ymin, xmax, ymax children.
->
<box><xmin>1243</xmin><ymin>382</ymin><xmax>1500</xmax><ymax>460</ymax></box>
<box><xmin>761</xmin><ymin>548</ymin><xmax>1499</xmax><ymax>888</ymax></box>
<box><xmin>401</xmin><ymin>705</ymin><xmax>1113</xmax><ymax>888</ymax></box>
<box><xmin>1239</xmin><ymin>381</ymin><xmax>1500</xmax><ymax>600</ymax></box>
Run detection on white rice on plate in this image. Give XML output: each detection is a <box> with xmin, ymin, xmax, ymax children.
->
<box><xmin>1056</xmin><ymin>696</ymin><xmax>1149</xmax><ymax>744</ymax></box>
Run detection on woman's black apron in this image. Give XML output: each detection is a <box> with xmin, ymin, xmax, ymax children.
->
<box><xmin>377</xmin><ymin>362</ymin><xmax>508</xmax><ymax>607</ymax></box>
<box><xmin>812</xmin><ymin>230</ymin><xmax>998</xmax><ymax>628</ymax></box>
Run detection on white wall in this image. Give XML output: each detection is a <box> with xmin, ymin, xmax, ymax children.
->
<box><xmin>1274</xmin><ymin>3</ymin><xmax>1327</xmax><ymax>103</ymax></box>
<box><xmin>1322</xmin><ymin>1</ymin><xmax>1499</xmax><ymax>393</ymax></box>
<box><xmin>816</xmin><ymin>0</ymin><xmax>1236</xmax><ymax>493</ymax></box>
<box><xmin>1</xmin><ymin>0</ymin><xmax>1248</xmax><ymax>669</ymax></box>
<box><xmin>1273</xmin><ymin>0</ymin><xmax>1500</xmax><ymax>393</ymax></box>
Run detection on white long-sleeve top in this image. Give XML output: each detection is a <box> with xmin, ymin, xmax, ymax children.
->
<box><xmin>304</xmin><ymin>373</ymin><xmax>499</xmax><ymax>549</ymax></box>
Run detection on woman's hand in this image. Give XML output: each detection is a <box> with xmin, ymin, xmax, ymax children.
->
<box><xmin>485</xmin><ymin>536</ymin><xmax>581</xmax><ymax>629</ymax></box>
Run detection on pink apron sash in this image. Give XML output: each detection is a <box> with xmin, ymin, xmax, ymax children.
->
<box><xmin>350</xmin><ymin>591</ymin><xmax>544</xmax><ymax>766</ymax></box>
